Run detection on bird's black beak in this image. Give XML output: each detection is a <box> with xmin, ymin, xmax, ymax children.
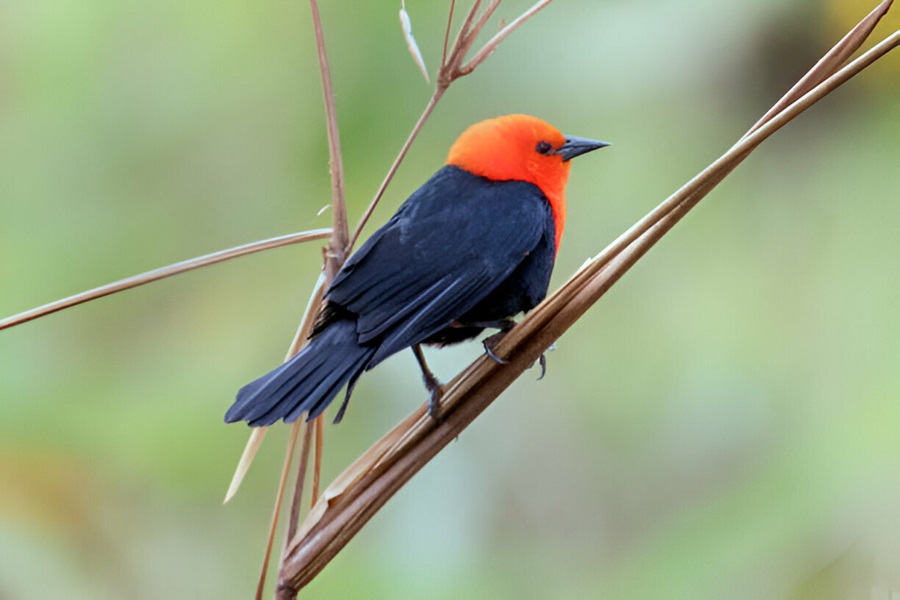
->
<box><xmin>556</xmin><ymin>136</ymin><xmax>610</xmax><ymax>162</ymax></box>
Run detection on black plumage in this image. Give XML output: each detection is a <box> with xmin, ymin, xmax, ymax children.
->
<box><xmin>225</xmin><ymin>165</ymin><xmax>556</xmax><ymax>426</ymax></box>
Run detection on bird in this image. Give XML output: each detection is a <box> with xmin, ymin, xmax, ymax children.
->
<box><xmin>225</xmin><ymin>114</ymin><xmax>608</xmax><ymax>427</ymax></box>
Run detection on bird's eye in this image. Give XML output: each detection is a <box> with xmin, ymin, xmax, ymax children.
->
<box><xmin>535</xmin><ymin>141</ymin><xmax>553</xmax><ymax>155</ymax></box>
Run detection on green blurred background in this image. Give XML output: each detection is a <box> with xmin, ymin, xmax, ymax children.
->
<box><xmin>2</xmin><ymin>1</ymin><xmax>899</xmax><ymax>598</ymax></box>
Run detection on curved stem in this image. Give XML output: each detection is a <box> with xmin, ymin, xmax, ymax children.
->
<box><xmin>309</xmin><ymin>0</ymin><xmax>349</xmax><ymax>278</ymax></box>
<box><xmin>0</xmin><ymin>228</ymin><xmax>331</xmax><ymax>332</ymax></box>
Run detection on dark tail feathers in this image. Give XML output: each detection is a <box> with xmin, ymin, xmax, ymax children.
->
<box><xmin>225</xmin><ymin>319</ymin><xmax>375</xmax><ymax>426</ymax></box>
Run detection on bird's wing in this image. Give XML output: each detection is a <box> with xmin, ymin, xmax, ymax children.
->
<box><xmin>326</xmin><ymin>166</ymin><xmax>553</xmax><ymax>364</ymax></box>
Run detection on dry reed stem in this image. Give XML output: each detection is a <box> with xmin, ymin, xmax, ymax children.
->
<box><xmin>0</xmin><ymin>229</ymin><xmax>331</xmax><ymax>332</ymax></box>
<box><xmin>309</xmin><ymin>0</ymin><xmax>349</xmax><ymax>278</ymax></box>
<box><xmin>240</xmin><ymin>3</ymin><xmax>352</xmax><ymax>595</ymax></box>
<box><xmin>283</xmin><ymin>421</ymin><xmax>315</xmax><ymax>553</ymax></box>
<box><xmin>260</xmin><ymin>4</ymin><xmax>351</xmax><ymax>580</ymax></box>
<box><xmin>252</xmin><ymin>422</ymin><xmax>303</xmax><ymax>600</ymax></box>
<box><xmin>441</xmin><ymin>0</ymin><xmax>457</xmax><ymax>67</ymax></box>
<box><xmin>275</xmin><ymin>14</ymin><xmax>900</xmax><ymax>593</ymax></box>
<box><xmin>746</xmin><ymin>0</ymin><xmax>893</xmax><ymax>136</ymax></box>
<box><xmin>312</xmin><ymin>413</ymin><xmax>324</xmax><ymax>503</ymax></box>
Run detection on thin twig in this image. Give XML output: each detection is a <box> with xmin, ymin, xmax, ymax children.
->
<box><xmin>253</xmin><ymin>424</ymin><xmax>302</xmax><ymax>600</ymax></box>
<box><xmin>285</xmin><ymin>421</ymin><xmax>315</xmax><ymax>545</ymax></box>
<box><xmin>559</xmin><ymin>30</ymin><xmax>900</xmax><ymax>310</ymax></box>
<box><xmin>273</xmin><ymin>420</ymin><xmax>314</xmax><ymax>600</ymax></box>
<box><xmin>313</xmin><ymin>415</ymin><xmax>324</xmax><ymax>504</ymax></box>
<box><xmin>248</xmin><ymin>273</ymin><xmax>324</xmax><ymax>595</ymax></box>
<box><xmin>745</xmin><ymin>0</ymin><xmax>893</xmax><ymax>136</ymax></box>
<box><xmin>310</xmin><ymin>0</ymin><xmax>349</xmax><ymax>279</ymax></box>
<box><xmin>0</xmin><ymin>229</ymin><xmax>331</xmax><ymax>332</ymax></box>
<box><xmin>262</xmin><ymin>6</ymin><xmax>351</xmax><ymax>596</ymax></box>
<box><xmin>469</xmin><ymin>0</ymin><xmax>504</xmax><ymax>45</ymax></box>
<box><xmin>441</xmin><ymin>0</ymin><xmax>457</xmax><ymax>67</ymax></box>
<box><xmin>448</xmin><ymin>0</ymin><xmax>483</xmax><ymax>65</ymax></box>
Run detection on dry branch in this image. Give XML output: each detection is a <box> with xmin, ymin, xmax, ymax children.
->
<box><xmin>253</xmin><ymin>418</ymin><xmax>303</xmax><ymax>600</ymax></box>
<box><xmin>0</xmin><ymin>229</ymin><xmax>331</xmax><ymax>332</ymax></box>
<box><xmin>244</xmin><ymin>4</ymin><xmax>354</xmax><ymax>596</ymax></box>
<box><xmin>309</xmin><ymin>0</ymin><xmax>349</xmax><ymax>278</ymax></box>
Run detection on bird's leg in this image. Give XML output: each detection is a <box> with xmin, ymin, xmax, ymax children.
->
<box><xmin>480</xmin><ymin>319</ymin><xmax>517</xmax><ymax>364</ymax></box>
<box><xmin>412</xmin><ymin>344</ymin><xmax>444</xmax><ymax>422</ymax></box>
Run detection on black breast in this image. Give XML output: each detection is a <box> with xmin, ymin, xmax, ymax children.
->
<box><xmin>423</xmin><ymin>201</ymin><xmax>556</xmax><ymax>346</ymax></box>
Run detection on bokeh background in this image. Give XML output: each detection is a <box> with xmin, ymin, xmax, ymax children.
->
<box><xmin>2</xmin><ymin>1</ymin><xmax>900</xmax><ymax>598</ymax></box>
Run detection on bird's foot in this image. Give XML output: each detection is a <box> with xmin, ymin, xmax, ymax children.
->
<box><xmin>482</xmin><ymin>331</ymin><xmax>509</xmax><ymax>364</ymax></box>
<box><xmin>481</xmin><ymin>319</ymin><xmax>517</xmax><ymax>364</ymax></box>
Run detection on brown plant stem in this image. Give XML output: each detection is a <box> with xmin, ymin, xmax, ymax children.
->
<box><xmin>253</xmin><ymin>424</ymin><xmax>303</xmax><ymax>600</ymax></box>
<box><xmin>269</xmin><ymin>420</ymin><xmax>314</xmax><ymax>600</ymax></box>
<box><xmin>256</xmin><ymin>3</ymin><xmax>353</xmax><ymax>597</ymax></box>
<box><xmin>309</xmin><ymin>0</ymin><xmax>349</xmax><ymax>279</ymax></box>
<box><xmin>745</xmin><ymin>0</ymin><xmax>893</xmax><ymax>136</ymax></box>
<box><xmin>285</xmin><ymin>421</ymin><xmax>316</xmax><ymax>545</ymax></box>
<box><xmin>441</xmin><ymin>0</ymin><xmax>457</xmax><ymax>67</ymax></box>
<box><xmin>312</xmin><ymin>414</ymin><xmax>324</xmax><ymax>503</ymax></box>
<box><xmin>0</xmin><ymin>229</ymin><xmax>331</xmax><ymax>332</ymax></box>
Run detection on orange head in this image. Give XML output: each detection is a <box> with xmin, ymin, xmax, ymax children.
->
<box><xmin>446</xmin><ymin>114</ymin><xmax>608</xmax><ymax>253</ymax></box>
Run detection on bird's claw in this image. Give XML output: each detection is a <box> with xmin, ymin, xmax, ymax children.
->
<box><xmin>484</xmin><ymin>331</ymin><xmax>551</xmax><ymax>378</ymax></box>
<box><xmin>482</xmin><ymin>331</ymin><xmax>509</xmax><ymax>364</ymax></box>
<box><xmin>531</xmin><ymin>343</ymin><xmax>555</xmax><ymax>380</ymax></box>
